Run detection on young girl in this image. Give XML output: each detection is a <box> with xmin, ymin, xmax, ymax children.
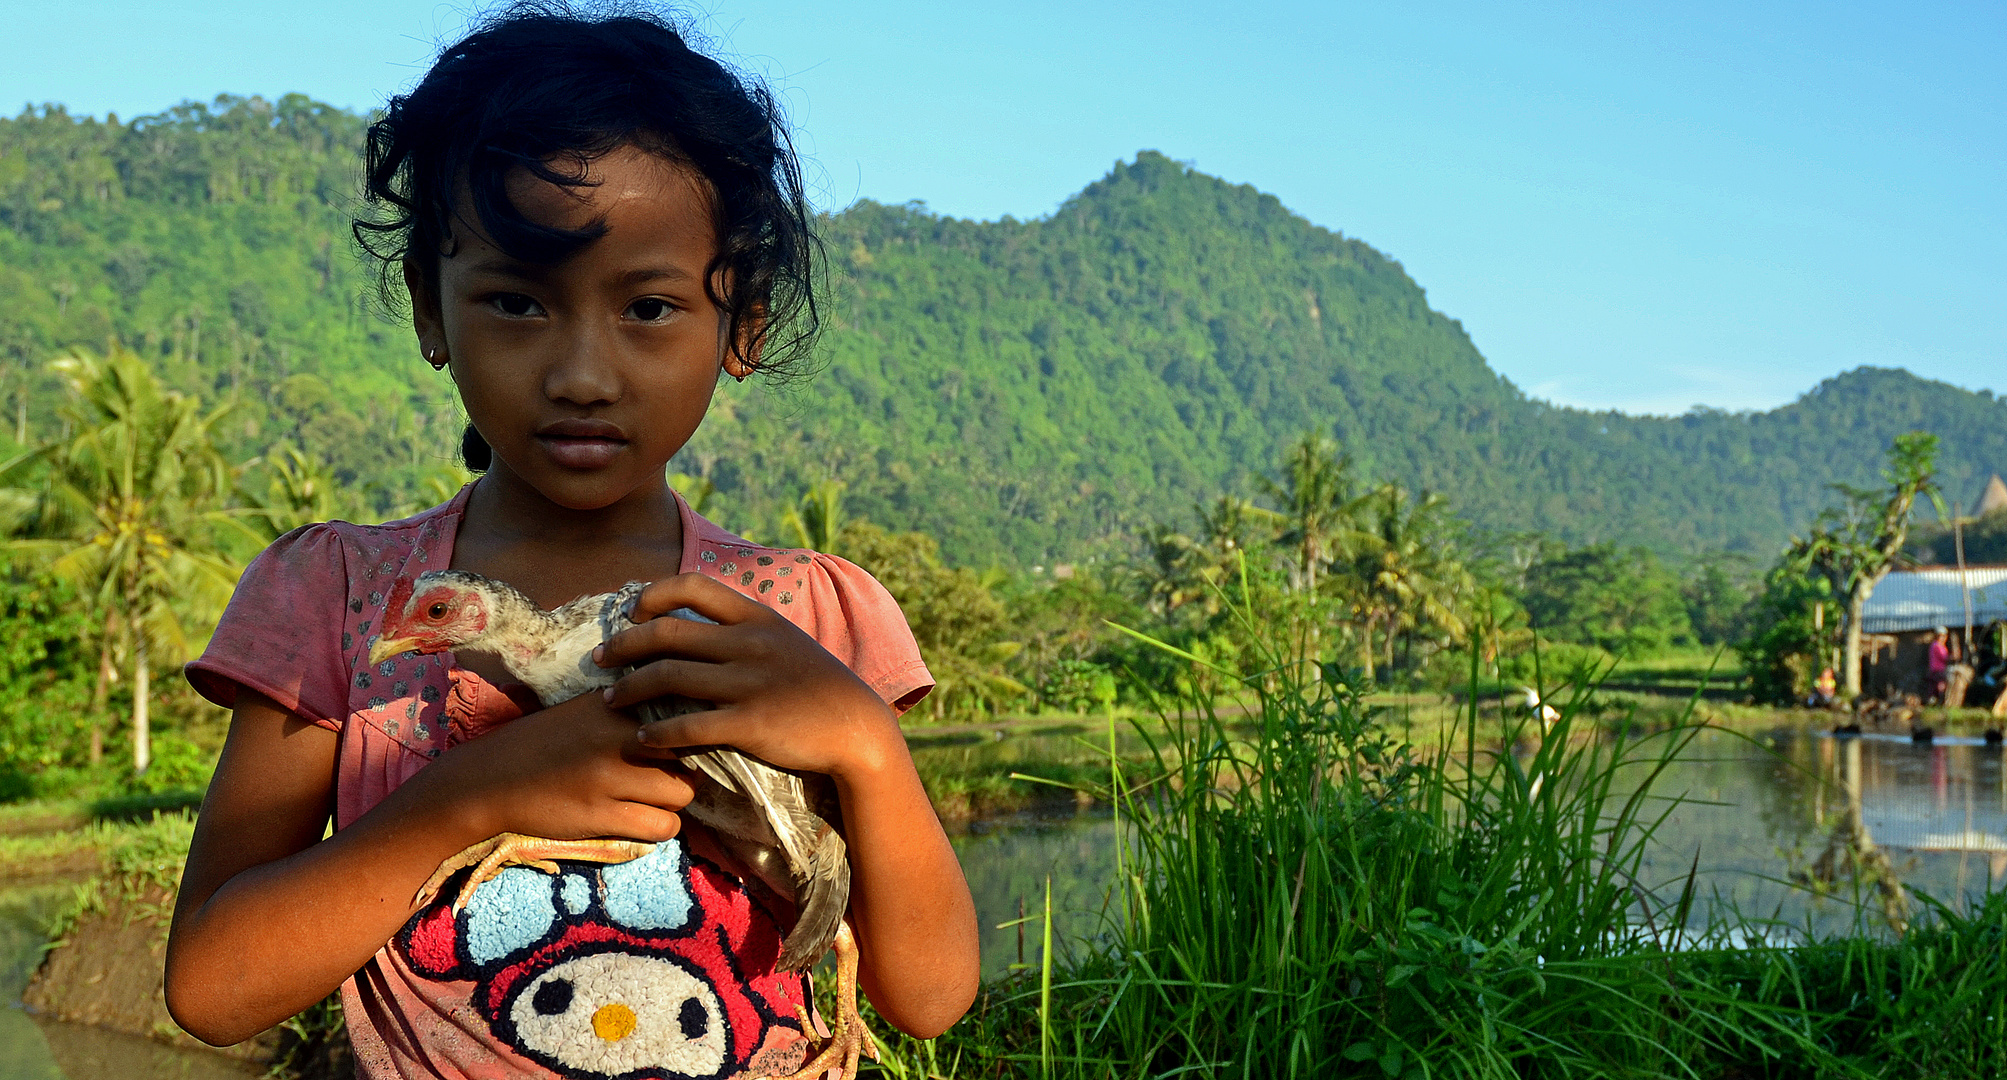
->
<box><xmin>164</xmin><ymin>9</ymin><xmax>979</xmax><ymax>1078</ymax></box>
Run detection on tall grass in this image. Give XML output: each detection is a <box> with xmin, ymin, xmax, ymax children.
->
<box><xmin>892</xmin><ymin>584</ymin><xmax>2007</xmax><ymax>1078</ymax></box>
<box><xmin>1045</xmin><ymin>634</ymin><xmax>1729</xmax><ymax>1076</ymax></box>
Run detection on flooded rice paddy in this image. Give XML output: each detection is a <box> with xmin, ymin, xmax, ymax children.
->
<box><xmin>7</xmin><ymin>722</ymin><xmax>2007</xmax><ymax>1074</ymax></box>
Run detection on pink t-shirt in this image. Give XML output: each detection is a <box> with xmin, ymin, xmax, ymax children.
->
<box><xmin>187</xmin><ymin>485</ymin><xmax>932</xmax><ymax>1080</ymax></box>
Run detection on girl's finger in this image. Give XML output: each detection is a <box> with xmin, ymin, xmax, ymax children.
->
<box><xmin>609</xmin><ymin>756</ymin><xmax>699</xmax><ymax>798</ymax></box>
<box><xmin>605</xmin><ymin>658</ymin><xmax>752</xmax><ymax>710</ymax></box>
<box><xmin>630</xmin><ymin>573</ymin><xmax>768</xmax><ymax>626</ymax></box>
<box><xmin>596</xmin><ymin>610</ymin><xmax>737</xmax><ymax>669</ymax></box>
<box><xmin>634</xmin><ymin>703</ymin><xmax>748</xmax><ymax>751</ymax></box>
<box><xmin>608</xmin><ymin>801</ymin><xmax>683</xmax><ymax>843</ymax></box>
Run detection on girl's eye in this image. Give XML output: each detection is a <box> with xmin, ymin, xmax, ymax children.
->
<box><xmin>427</xmin><ymin>603</ymin><xmax>448</xmax><ymax>619</ymax></box>
<box><xmin>626</xmin><ymin>297</ymin><xmax>673</xmax><ymax>322</ymax></box>
<box><xmin>490</xmin><ymin>293</ymin><xmax>544</xmax><ymax>318</ymax></box>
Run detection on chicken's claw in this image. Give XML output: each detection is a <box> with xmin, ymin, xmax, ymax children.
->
<box><xmin>761</xmin><ymin>921</ymin><xmax>879</xmax><ymax>1080</ymax></box>
<box><xmin>414</xmin><ymin>833</ymin><xmax>656</xmax><ymax>912</ymax></box>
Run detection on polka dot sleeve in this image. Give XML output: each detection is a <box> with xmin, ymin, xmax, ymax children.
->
<box><xmin>801</xmin><ymin>552</ymin><xmax>935</xmax><ymax>713</ymax></box>
<box><xmin>184</xmin><ymin>524</ymin><xmax>353</xmax><ymax>731</ymax></box>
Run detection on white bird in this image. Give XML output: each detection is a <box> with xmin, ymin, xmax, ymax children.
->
<box><xmin>371</xmin><ymin>569</ymin><xmax>874</xmax><ymax>1080</ymax></box>
<box><xmin>1521</xmin><ymin>686</ymin><xmax>1561</xmax><ymax>727</ymax></box>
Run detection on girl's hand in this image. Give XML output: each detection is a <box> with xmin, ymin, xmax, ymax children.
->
<box><xmin>595</xmin><ymin>573</ymin><xmax>979</xmax><ymax>1037</ymax></box>
<box><xmin>593</xmin><ymin>573</ymin><xmax>904</xmax><ymax>780</ymax></box>
<box><xmin>409</xmin><ymin>688</ymin><xmax>697</xmax><ymax>845</ymax></box>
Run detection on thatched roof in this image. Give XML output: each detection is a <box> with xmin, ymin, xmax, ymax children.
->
<box><xmin>1978</xmin><ymin>473</ymin><xmax>2007</xmax><ymax>517</ymax></box>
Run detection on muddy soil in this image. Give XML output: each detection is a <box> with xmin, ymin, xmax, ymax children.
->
<box><xmin>21</xmin><ymin>884</ymin><xmax>274</xmax><ymax>1065</ymax></box>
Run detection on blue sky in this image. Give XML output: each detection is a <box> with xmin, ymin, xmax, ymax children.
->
<box><xmin>2</xmin><ymin>0</ymin><xmax>2000</xmax><ymax>415</ymax></box>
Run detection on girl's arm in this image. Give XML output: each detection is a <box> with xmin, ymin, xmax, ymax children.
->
<box><xmin>166</xmin><ymin>689</ymin><xmax>695</xmax><ymax>1046</ymax></box>
<box><xmin>599</xmin><ymin>575</ymin><xmax>981</xmax><ymax>1039</ymax></box>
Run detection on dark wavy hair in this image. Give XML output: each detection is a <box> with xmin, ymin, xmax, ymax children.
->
<box><xmin>354</xmin><ymin>2</ymin><xmax>821</xmax><ymax>470</ymax></box>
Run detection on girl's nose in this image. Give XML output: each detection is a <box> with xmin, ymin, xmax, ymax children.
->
<box><xmin>543</xmin><ymin>328</ymin><xmax>623</xmax><ymax>406</ymax></box>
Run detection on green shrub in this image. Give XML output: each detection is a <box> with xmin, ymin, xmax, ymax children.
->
<box><xmin>1738</xmin><ymin>562</ymin><xmax>1836</xmax><ymax>705</ymax></box>
<box><xmin>123</xmin><ymin>731</ymin><xmax>216</xmax><ymax>795</ymax></box>
<box><xmin>1494</xmin><ymin>639</ymin><xmax>1614</xmax><ymax>687</ymax></box>
<box><xmin>0</xmin><ymin>761</ymin><xmax>32</xmax><ymax>803</ymax></box>
<box><xmin>1039</xmin><ymin>659</ymin><xmax>1118</xmax><ymax>714</ymax></box>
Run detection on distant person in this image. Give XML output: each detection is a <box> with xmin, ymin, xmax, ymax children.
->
<box><xmin>1810</xmin><ymin>667</ymin><xmax>1839</xmax><ymax>708</ymax></box>
<box><xmin>161</xmin><ymin>9</ymin><xmax>977</xmax><ymax>1079</ymax></box>
<box><xmin>1928</xmin><ymin>627</ymin><xmax>1952</xmax><ymax>703</ymax></box>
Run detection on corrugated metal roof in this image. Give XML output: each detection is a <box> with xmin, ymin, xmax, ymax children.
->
<box><xmin>1861</xmin><ymin>567</ymin><xmax>2007</xmax><ymax>633</ymax></box>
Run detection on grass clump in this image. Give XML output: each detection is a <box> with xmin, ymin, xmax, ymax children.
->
<box><xmin>39</xmin><ymin>811</ymin><xmax>196</xmax><ymax>945</ymax></box>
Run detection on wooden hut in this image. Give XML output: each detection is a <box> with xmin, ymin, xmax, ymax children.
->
<box><xmin>1859</xmin><ymin>566</ymin><xmax>2007</xmax><ymax>705</ymax></box>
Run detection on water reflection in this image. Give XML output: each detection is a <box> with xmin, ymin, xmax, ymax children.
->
<box><xmin>1553</xmin><ymin>728</ymin><xmax>2007</xmax><ymax>938</ymax></box>
<box><xmin>1796</xmin><ymin>736</ymin><xmax>1909</xmax><ymax>928</ymax></box>
<box><xmin>951</xmin><ymin>808</ymin><xmax>1123</xmax><ymax>980</ymax></box>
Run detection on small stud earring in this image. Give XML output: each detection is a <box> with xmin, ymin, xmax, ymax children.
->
<box><xmin>426</xmin><ymin>346</ymin><xmax>446</xmax><ymax>370</ymax></box>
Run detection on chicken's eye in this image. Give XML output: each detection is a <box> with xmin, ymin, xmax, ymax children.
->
<box><xmin>427</xmin><ymin>602</ymin><xmax>448</xmax><ymax>619</ymax></box>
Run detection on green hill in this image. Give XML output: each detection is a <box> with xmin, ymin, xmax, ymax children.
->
<box><xmin>686</xmin><ymin>155</ymin><xmax>2005</xmax><ymax>564</ymax></box>
<box><xmin>3</xmin><ymin>97</ymin><xmax>2001</xmax><ymax>565</ymax></box>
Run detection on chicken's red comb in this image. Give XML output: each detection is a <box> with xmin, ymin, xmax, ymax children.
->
<box><xmin>384</xmin><ymin>575</ymin><xmax>414</xmax><ymax>626</ymax></box>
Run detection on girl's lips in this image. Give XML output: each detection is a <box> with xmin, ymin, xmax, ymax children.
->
<box><xmin>537</xmin><ymin>434</ymin><xmax>627</xmax><ymax>470</ymax></box>
<box><xmin>535</xmin><ymin>418</ymin><xmax>628</xmax><ymax>469</ymax></box>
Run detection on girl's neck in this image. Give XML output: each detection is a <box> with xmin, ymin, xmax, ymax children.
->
<box><xmin>467</xmin><ymin>465</ymin><xmax>681</xmax><ymax>545</ymax></box>
<box><xmin>451</xmin><ymin>463</ymin><xmax>686</xmax><ymax>611</ymax></box>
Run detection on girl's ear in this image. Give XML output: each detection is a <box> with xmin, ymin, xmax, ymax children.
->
<box><xmin>404</xmin><ymin>258</ymin><xmax>447</xmax><ymax>360</ymax></box>
<box><xmin>721</xmin><ymin>306</ymin><xmax>767</xmax><ymax>380</ymax></box>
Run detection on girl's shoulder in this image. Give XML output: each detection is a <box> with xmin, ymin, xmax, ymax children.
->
<box><xmin>255</xmin><ymin>497</ymin><xmax>462</xmax><ymax>580</ymax></box>
<box><xmin>677</xmin><ymin>503</ymin><xmax>933</xmax><ymax>713</ymax></box>
<box><xmin>186</xmin><ymin>494</ymin><xmax>467</xmax><ymax>726</ymax></box>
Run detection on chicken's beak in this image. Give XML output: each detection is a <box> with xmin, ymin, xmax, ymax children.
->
<box><xmin>368</xmin><ymin>636</ymin><xmax>425</xmax><ymax>667</ymax></box>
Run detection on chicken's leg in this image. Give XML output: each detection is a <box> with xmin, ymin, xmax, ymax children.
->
<box><xmin>414</xmin><ymin>833</ymin><xmax>656</xmax><ymax>912</ymax></box>
<box><xmin>765</xmin><ymin>921</ymin><xmax>879</xmax><ymax>1080</ymax></box>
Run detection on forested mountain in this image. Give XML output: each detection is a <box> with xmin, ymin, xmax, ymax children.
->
<box><xmin>0</xmin><ymin>97</ymin><xmax>459</xmax><ymax>508</ymax></box>
<box><xmin>3</xmin><ymin>97</ymin><xmax>2001</xmax><ymax>566</ymax></box>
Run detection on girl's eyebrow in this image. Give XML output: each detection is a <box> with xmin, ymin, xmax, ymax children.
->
<box><xmin>614</xmin><ymin>266</ymin><xmax>696</xmax><ymax>286</ymax></box>
<box><xmin>459</xmin><ymin>261</ymin><xmax>694</xmax><ymax>286</ymax></box>
<box><xmin>462</xmin><ymin>257</ymin><xmax>547</xmax><ymax>281</ymax></box>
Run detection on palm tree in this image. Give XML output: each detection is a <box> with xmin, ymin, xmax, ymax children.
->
<box><xmin>1258</xmin><ymin>433</ymin><xmax>1359</xmax><ymax>593</ymax></box>
<box><xmin>2</xmin><ymin>344</ymin><xmax>241</xmax><ymax>773</ymax></box>
<box><xmin>1197</xmin><ymin>494</ymin><xmax>1269</xmax><ymax>560</ymax></box>
<box><xmin>782</xmin><ymin>480</ymin><xmax>848</xmax><ymax>553</ymax></box>
<box><xmin>1789</xmin><ymin>432</ymin><xmax>1938</xmax><ymax>698</ymax></box>
<box><xmin>239</xmin><ymin>443</ymin><xmax>349</xmax><ymax>540</ymax></box>
<box><xmin>1348</xmin><ymin>485</ymin><xmax>1472</xmax><ymax>679</ymax></box>
<box><xmin>1136</xmin><ymin>523</ymin><xmax>1199</xmax><ymax>616</ymax></box>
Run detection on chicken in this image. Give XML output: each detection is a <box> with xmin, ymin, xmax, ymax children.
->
<box><xmin>369</xmin><ymin>569</ymin><xmax>876</xmax><ymax>1080</ymax></box>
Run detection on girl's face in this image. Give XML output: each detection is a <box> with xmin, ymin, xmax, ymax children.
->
<box><xmin>411</xmin><ymin>146</ymin><xmax>747</xmax><ymax>512</ymax></box>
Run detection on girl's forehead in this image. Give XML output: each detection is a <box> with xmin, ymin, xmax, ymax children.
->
<box><xmin>504</xmin><ymin>146</ymin><xmax>710</xmax><ymax>228</ymax></box>
<box><xmin>446</xmin><ymin>149</ymin><xmax>718</xmax><ymax>276</ymax></box>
